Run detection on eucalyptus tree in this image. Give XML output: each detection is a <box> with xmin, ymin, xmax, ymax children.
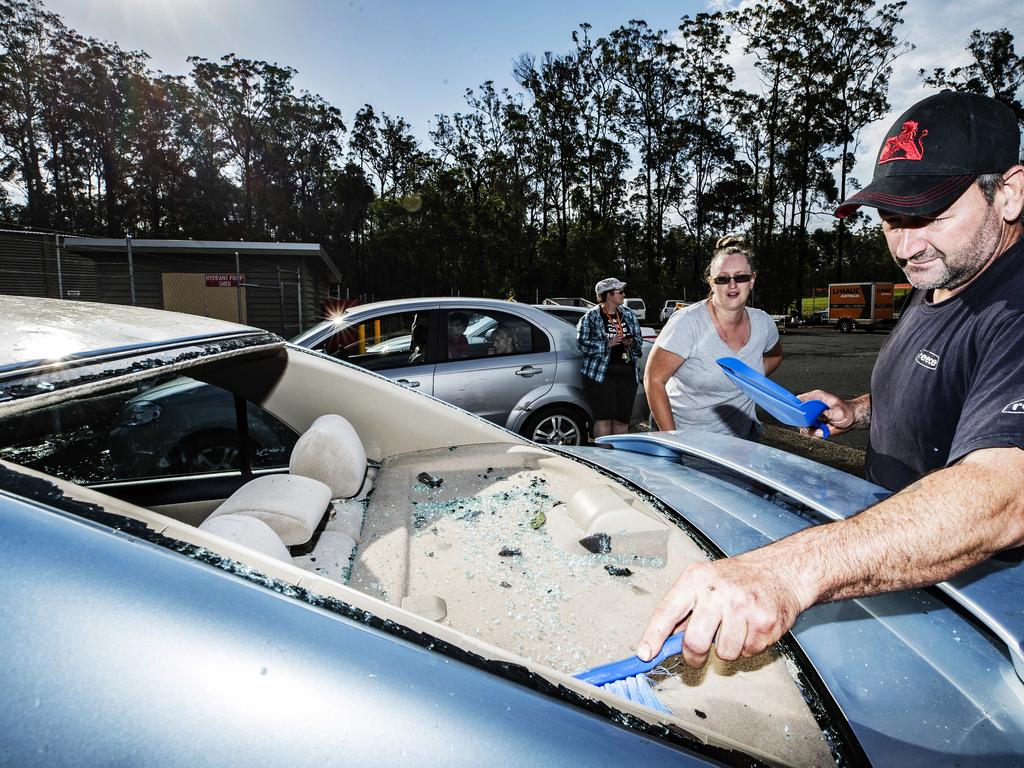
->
<box><xmin>729</xmin><ymin>0</ymin><xmax>907</xmax><ymax>309</ymax></box>
<box><xmin>603</xmin><ymin>20</ymin><xmax>685</xmax><ymax>276</ymax></box>
<box><xmin>428</xmin><ymin>82</ymin><xmax>534</xmax><ymax>297</ymax></box>
<box><xmin>264</xmin><ymin>91</ymin><xmax>345</xmax><ymax>239</ymax></box>
<box><xmin>728</xmin><ymin>89</ymin><xmax>772</xmax><ymax>245</ymax></box>
<box><xmin>430</xmin><ymin>100</ymin><xmax>492</xmax><ymax>295</ymax></box>
<box><xmin>188</xmin><ymin>54</ymin><xmax>296</xmax><ymax>238</ymax></box>
<box><xmin>674</xmin><ymin>12</ymin><xmax>736</xmax><ymax>283</ymax></box>
<box><xmin>820</xmin><ymin>0</ymin><xmax>908</xmax><ymax>279</ymax></box>
<box><xmin>76</xmin><ymin>40</ymin><xmax>153</xmax><ymax>235</ymax></box>
<box><xmin>129</xmin><ymin>74</ymin><xmax>191</xmax><ymax>235</ymax></box>
<box><xmin>922</xmin><ymin>29</ymin><xmax>1024</xmax><ymax>127</ymax></box>
<box><xmin>513</xmin><ymin>50</ymin><xmax>585</xmax><ymax>258</ymax></box>
<box><xmin>33</xmin><ymin>26</ymin><xmax>90</xmax><ymax>231</ymax></box>
<box><xmin>565</xmin><ymin>24</ymin><xmax>629</xmax><ymax>229</ymax></box>
<box><xmin>0</xmin><ymin>0</ymin><xmax>62</xmax><ymax>226</ymax></box>
<box><xmin>329</xmin><ymin>160</ymin><xmax>374</xmax><ymax>296</ymax></box>
<box><xmin>349</xmin><ymin>104</ymin><xmax>425</xmax><ymax>200</ymax></box>
<box><xmin>730</xmin><ymin>0</ymin><xmax>832</xmax><ymax>305</ymax></box>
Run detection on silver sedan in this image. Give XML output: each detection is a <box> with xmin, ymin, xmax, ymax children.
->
<box><xmin>294</xmin><ymin>298</ymin><xmax>649</xmax><ymax>445</ymax></box>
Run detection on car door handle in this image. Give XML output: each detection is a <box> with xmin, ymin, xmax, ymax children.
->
<box><xmin>396</xmin><ymin>378</ymin><xmax>421</xmax><ymax>388</ymax></box>
<box><xmin>515</xmin><ymin>366</ymin><xmax>543</xmax><ymax>377</ymax></box>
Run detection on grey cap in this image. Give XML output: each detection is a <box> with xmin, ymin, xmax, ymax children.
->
<box><xmin>595</xmin><ymin>277</ymin><xmax>626</xmax><ymax>296</ymax></box>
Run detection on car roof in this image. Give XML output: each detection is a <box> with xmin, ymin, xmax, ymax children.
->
<box><xmin>339</xmin><ymin>296</ymin><xmax>535</xmax><ymax>313</ymax></box>
<box><xmin>533</xmin><ymin>303</ymin><xmax>585</xmax><ymax>313</ymax></box>
<box><xmin>0</xmin><ymin>296</ymin><xmax>264</xmax><ymax>374</ymax></box>
<box><xmin>299</xmin><ymin>297</ymin><xmax>572</xmax><ymax>342</ymax></box>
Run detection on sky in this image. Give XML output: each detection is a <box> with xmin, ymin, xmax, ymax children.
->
<box><xmin>43</xmin><ymin>0</ymin><xmax>1018</xmax><ymax>200</ymax></box>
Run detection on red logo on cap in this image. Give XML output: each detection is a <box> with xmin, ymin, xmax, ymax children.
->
<box><xmin>879</xmin><ymin>120</ymin><xmax>928</xmax><ymax>164</ymax></box>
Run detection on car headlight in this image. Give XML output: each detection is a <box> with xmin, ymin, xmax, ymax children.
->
<box><xmin>116</xmin><ymin>400</ymin><xmax>162</xmax><ymax>427</ymax></box>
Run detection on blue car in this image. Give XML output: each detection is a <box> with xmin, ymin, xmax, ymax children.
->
<box><xmin>1</xmin><ymin>294</ymin><xmax>1023</xmax><ymax>766</ymax></box>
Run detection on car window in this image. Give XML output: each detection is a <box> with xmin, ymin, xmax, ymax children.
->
<box><xmin>444</xmin><ymin>309</ymin><xmax>548</xmax><ymax>361</ymax></box>
<box><xmin>313</xmin><ymin>311</ymin><xmax>431</xmax><ymax>370</ymax></box>
<box><xmin>0</xmin><ymin>375</ymin><xmax>297</xmax><ymax>483</ymax></box>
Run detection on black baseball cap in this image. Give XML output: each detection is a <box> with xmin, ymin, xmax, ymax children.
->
<box><xmin>836</xmin><ymin>90</ymin><xmax>1021</xmax><ymax>219</ymax></box>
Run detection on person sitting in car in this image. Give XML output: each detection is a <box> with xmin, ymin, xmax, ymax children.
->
<box><xmin>489</xmin><ymin>324</ymin><xmax>518</xmax><ymax>356</ymax></box>
<box><xmin>447</xmin><ymin>312</ymin><xmax>470</xmax><ymax>359</ymax></box>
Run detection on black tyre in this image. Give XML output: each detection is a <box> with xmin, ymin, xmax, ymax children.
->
<box><xmin>522</xmin><ymin>406</ymin><xmax>587</xmax><ymax>446</ymax></box>
<box><xmin>838</xmin><ymin>318</ymin><xmax>854</xmax><ymax>333</ymax></box>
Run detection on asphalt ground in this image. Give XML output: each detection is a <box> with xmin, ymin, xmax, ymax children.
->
<box><xmin>760</xmin><ymin>326</ymin><xmax>889</xmax><ymax>477</ymax></box>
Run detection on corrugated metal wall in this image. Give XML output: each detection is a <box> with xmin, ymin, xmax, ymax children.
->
<box><xmin>0</xmin><ymin>232</ymin><xmax>337</xmax><ymax>337</ymax></box>
<box><xmin>0</xmin><ymin>233</ymin><xmax>98</xmax><ymax>300</ymax></box>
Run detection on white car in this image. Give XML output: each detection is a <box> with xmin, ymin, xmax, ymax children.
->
<box><xmin>624</xmin><ymin>298</ymin><xmax>646</xmax><ymax>321</ymax></box>
<box><xmin>659</xmin><ymin>300</ymin><xmax>688</xmax><ymax>323</ymax></box>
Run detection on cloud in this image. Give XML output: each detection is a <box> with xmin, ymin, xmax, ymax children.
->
<box><xmin>851</xmin><ymin>0</ymin><xmax>1004</xmax><ymax>188</ymax></box>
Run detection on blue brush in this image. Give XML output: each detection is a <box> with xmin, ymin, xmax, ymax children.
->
<box><xmin>574</xmin><ymin>633</ymin><xmax>684</xmax><ymax>715</ymax></box>
<box><xmin>716</xmin><ymin>356</ymin><xmax>831</xmax><ymax>438</ymax></box>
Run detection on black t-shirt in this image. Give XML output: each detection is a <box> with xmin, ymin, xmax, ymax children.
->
<box><xmin>867</xmin><ymin>237</ymin><xmax>1024</xmax><ymax>491</ymax></box>
<box><xmin>600</xmin><ymin>309</ymin><xmax>633</xmax><ymax>366</ymax></box>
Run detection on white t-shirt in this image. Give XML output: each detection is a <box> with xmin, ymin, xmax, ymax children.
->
<box><xmin>654</xmin><ymin>300</ymin><xmax>780</xmax><ymax>438</ymax></box>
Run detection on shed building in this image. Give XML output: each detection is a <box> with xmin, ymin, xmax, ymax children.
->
<box><xmin>0</xmin><ymin>231</ymin><xmax>341</xmax><ymax>338</ymax></box>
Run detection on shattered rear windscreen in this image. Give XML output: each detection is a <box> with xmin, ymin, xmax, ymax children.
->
<box><xmin>344</xmin><ymin>443</ymin><xmax>837</xmax><ymax>765</ymax></box>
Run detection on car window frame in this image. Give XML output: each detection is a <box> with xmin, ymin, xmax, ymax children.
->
<box><xmin>310</xmin><ymin>309</ymin><xmax>439</xmax><ymax>371</ymax></box>
<box><xmin>440</xmin><ymin>308</ymin><xmax>550</xmax><ymax>362</ymax></box>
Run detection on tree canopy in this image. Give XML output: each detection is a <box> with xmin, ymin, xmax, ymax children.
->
<box><xmin>1</xmin><ymin>0</ymin><xmax>1020</xmax><ymax>310</ymax></box>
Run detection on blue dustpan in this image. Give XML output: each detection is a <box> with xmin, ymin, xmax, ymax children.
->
<box><xmin>716</xmin><ymin>357</ymin><xmax>830</xmax><ymax>438</ymax></box>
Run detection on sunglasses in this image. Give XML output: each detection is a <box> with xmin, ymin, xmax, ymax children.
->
<box><xmin>712</xmin><ymin>274</ymin><xmax>753</xmax><ymax>285</ymax></box>
<box><xmin>609</xmin><ymin>289</ymin><xmax>625</xmax><ymax>295</ymax></box>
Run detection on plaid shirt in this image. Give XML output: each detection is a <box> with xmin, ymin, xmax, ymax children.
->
<box><xmin>576</xmin><ymin>305</ymin><xmax>643</xmax><ymax>383</ymax></box>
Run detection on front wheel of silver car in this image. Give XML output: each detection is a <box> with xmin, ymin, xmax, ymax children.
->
<box><xmin>522</xmin><ymin>407</ymin><xmax>587</xmax><ymax>446</ymax></box>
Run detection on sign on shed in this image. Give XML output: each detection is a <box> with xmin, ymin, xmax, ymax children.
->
<box><xmin>205</xmin><ymin>273</ymin><xmax>244</xmax><ymax>288</ymax></box>
<box><xmin>165</xmin><ymin>273</ymin><xmax>247</xmax><ymax>324</ymax></box>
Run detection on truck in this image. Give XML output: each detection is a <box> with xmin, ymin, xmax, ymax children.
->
<box><xmin>827</xmin><ymin>282</ymin><xmax>895</xmax><ymax>333</ymax></box>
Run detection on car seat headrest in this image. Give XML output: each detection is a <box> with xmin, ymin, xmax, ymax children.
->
<box><xmin>290</xmin><ymin>414</ymin><xmax>368</xmax><ymax>499</ymax></box>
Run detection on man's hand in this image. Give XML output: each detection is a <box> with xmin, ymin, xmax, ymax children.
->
<box><xmin>636</xmin><ymin>553</ymin><xmax>810</xmax><ymax>668</ymax></box>
<box><xmin>797</xmin><ymin>390</ymin><xmax>869</xmax><ymax>439</ymax></box>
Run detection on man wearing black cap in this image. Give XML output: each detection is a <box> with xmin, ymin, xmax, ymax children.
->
<box><xmin>635</xmin><ymin>91</ymin><xmax>1024</xmax><ymax>670</ymax></box>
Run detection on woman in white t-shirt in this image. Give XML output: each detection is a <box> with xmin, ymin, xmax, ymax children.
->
<box><xmin>645</xmin><ymin>236</ymin><xmax>783</xmax><ymax>439</ymax></box>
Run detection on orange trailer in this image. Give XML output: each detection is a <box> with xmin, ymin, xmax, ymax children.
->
<box><xmin>826</xmin><ymin>282</ymin><xmax>895</xmax><ymax>333</ymax></box>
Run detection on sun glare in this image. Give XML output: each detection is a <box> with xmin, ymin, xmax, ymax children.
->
<box><xmin>14</xmin><ymin>329</ymin><xmax>83</xmax><ymax>363</ymax></box>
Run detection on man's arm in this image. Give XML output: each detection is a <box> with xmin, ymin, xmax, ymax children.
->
<box><xmin>644</xmin><ymin>345</ymin><xmax>685</xmax><ymax>431</ymax></box>
<box><xmin>637</xmin><ymin>446</ymin><xmax>1024</xmax><ymax>667</ymax></box>
<box><xmin>797</xmin><ymin>390</ymin><xmax>871</xmax><ymax>439</ymax></box>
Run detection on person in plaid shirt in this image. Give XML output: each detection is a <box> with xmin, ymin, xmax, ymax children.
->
<box><xmin>577</xmin><ymin>277</ymin><xmax>643</xmax><ymax>439</ymax></box>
